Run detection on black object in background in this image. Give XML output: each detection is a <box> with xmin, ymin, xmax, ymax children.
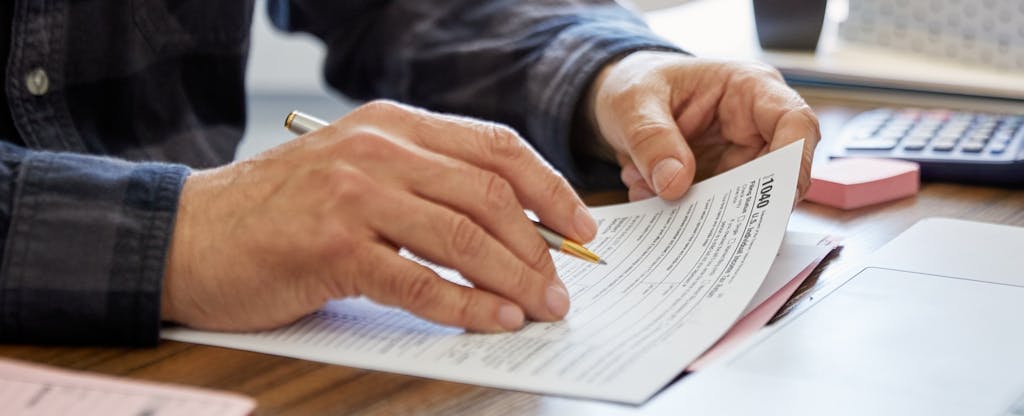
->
<box><xmin>752</xmin><ymin>0</ymin><xmax>828</xmax><ymax>51</ymax></box>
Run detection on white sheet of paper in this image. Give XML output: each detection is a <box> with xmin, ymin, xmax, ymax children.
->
<box><xmin>163</xmin><ymin>141</ymin><xmax>803</xmax><ymax>404</ymax></box>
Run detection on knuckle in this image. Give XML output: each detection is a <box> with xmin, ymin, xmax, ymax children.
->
<box><xmin>340</xmin><ymin>130</ymin><xmax>401</xmax><ymax>160</ymax></box>
<box><xmin>481</xmin><ymin>171</ymin><xmax>517</xmax><ymax>212</ymax></box>
<box><xmin>730</xmin><ymin>63</ymin><xmax>787</xmax><ymax>95</ymax></box>
<box><xmin>320</xmin><ymin>248</ymin><xmax>365</xmax><ymax>298</ymax></box>
<box><xmin>453</xmin><ymin>293</ymin><xmax>477</xmax><ymax>327</ymax></box>
<box><xmin>626</xmin><ymin>121</ymin><xmax>675</xmax><ymax>150</ymax></box>
<box><xmin>732</xmin><ymin>70</ymin><xmax>764</xmax><ymax>91</ymax></box>
<box><xmin>541</xmin><ymin>174</ymin><xmax>570</xmax><ymax>208</ymax></box>
<box><xmin>399</xmin><ymin>274</ymin><xmax>438</xmax><ymax>311</ymax></box>
<box><xmin>750</xmin><ymin>61</ymin><xmax>784</xmax><ymax>80</ymax></box>
<box><xmin>479</xmin><ymin>123</ymin><xmax>527</xmax><ymax>161</ymax></box>
<box><xmin>448</xmin><ymin>215</ymin><xmax>485</xmax><ymax>259</ymax></box>
<box><xmin>352</xmin><ymin>99</ymin><xmax>404</xmax><ymax>118</ymax></box>
<box><xmin>798</xmin><ymin>106</ymin><xmax>820</xmax><ymax>127</ymax></box>
<box><xmin>527</xmin><ymin>239</ymin><xmax>553</xmax><ymax>273</ymax></box>
<box><xmin>318</xmin><ymin>164</ymin><xmax>371</xmax><ymax>200</ymax></box>
<box><xmin>506</xmin><ymin>262</ymin><xmax>535</xmax><ymax>296</ymax></box>
<box><xmin>320</xmin><ymin>226</ymin><xmax>361</xmax><ymax>261</ymax></box>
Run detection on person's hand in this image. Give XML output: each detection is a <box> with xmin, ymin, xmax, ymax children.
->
<box><xmin>584</xmin><ymin>51</ymin><xmax>820</xmax><ymax>201</ymax></box>
<box><xmin>161</xmin><ymin>100</ymin><xmax>597</xmax><ymax>333</ymax></box>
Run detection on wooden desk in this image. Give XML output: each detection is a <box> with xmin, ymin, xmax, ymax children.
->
<box><xmin>2</xmin><ymin>97</ymin><xmax>1022</xmax><ymax>415</ymax></box>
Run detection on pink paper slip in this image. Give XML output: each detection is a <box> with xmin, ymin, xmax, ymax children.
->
<box><xmin>0</xmin><ymin>358</ymin><xmax>255</xmax><ymax>416</ymax></box>
<box><xmin>688</xmin><ymin>234</ymin><xmax>839</xmax><ymax>371</ymax></box>
<box><xmin>805</xmin><ymin>158</ymin><xmax>919</xmax><ymax>210</ymax></box>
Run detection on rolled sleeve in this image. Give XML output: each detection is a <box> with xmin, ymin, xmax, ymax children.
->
<box><xmin>0</xmin><ymin>146</ymin><xmax>189</xmax><ymax>345</ymax></box>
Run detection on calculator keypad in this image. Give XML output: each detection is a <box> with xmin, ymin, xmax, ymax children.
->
<box><xmin>838</xmin><ymin>108</ymin><xmax>1024</xmax><ymax>160</ymax></box>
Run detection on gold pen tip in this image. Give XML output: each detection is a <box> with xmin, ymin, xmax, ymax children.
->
<box><xmin>284</xmin><ymin>111</ymin><xmax>297</xmax><ymax>129</ymax></box>
<box><xmin>598</xmin><ymin>259</ymin><xmax>607</xmax><ymax>265</ymax></box>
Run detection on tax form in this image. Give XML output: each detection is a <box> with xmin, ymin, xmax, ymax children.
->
<box><xmin>163</xmin><ymin>141</ymin><xmax>803</xmax><ymax>404</ymax></box>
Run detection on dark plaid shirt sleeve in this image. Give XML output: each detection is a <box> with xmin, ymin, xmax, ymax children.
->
<box><xmin>270</xmin><ymin>0</ymin><xmax>684</xmax><ymax>190</ymax></box>
<box><xmin>0</xmin><ymin>141</ymin><xmax>189</xmax><ymax>345</ymax></box>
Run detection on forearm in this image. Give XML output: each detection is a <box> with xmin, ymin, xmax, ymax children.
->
<box><xmin>0</xmin><ymin>141</ymin><xmax>188</xmax><ymax>345</ymax></box>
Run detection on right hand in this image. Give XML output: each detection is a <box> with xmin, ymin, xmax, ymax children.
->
<box><xmin>161</xmin><ymin>100</ymin><xmax>597</xmax><ymax>333</ymax></box>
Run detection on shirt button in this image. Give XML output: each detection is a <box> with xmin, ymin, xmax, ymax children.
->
<box><xmin>25</xmin><ymin>68</ymin><xmax>50</xmax><ymax>96</ymax></box>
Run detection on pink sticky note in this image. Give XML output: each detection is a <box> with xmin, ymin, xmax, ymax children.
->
<box><xmin>805</xmin><ymin>158</ymin><xmax>919</xmax><ymax>210</ymax></box>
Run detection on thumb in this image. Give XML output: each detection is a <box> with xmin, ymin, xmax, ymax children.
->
<box><xmin>618</xmin><ymin>99</ymin><xmax>697</xmax><ymax>200</ymax></box>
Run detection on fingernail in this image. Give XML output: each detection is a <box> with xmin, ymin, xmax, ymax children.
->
<box><xmin>652</xmin><ymin>158</ymin><xmax>683</xmax><ymax>194</ymax></box>
<box><xmin>498</xmin><ymin>304</ymin><xmax>524</xmax><ymax>330</ymax></box>
<box><xmin>545</xmin><ymin>285</ymin><xmax>570</xmax><ymax>318</ymax></box>
<box><xmin>573</xmin><ymin>206</ymin><xmax>598</xmax><ymax>241</ymax></box>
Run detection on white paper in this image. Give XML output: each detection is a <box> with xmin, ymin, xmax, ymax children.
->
<box><xmin>163</xmin><ymin>141</ymin><xmax>803</xmax><ymax>404</ymax></box>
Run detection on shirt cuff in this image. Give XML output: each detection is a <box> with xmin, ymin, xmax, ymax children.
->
<box><xmin>527</xmin><ymin>22</ymin><xmax>687</xmax><ymax>190</ymax></box>
<box><xmin>0</xmin><ymin>151</ymin><xmax>189</xmax><ymax>345</ymax></box>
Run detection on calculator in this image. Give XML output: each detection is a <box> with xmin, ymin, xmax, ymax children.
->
<box><xmin>830</xmin><ymin>108</ymin><xmax>1024</xmax><ymax>186</ymax></box>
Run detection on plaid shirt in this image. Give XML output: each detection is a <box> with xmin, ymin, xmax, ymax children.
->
<box><xmin>0</xmin><ymin>0</ymin><xmax>678</xmax><ymax>345</ymax></box>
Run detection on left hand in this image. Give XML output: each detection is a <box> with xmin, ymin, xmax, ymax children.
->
<box><xmin>584</xmin><ymin>51</ymin><xmax>820</xmax><ymax>201</ymax></box>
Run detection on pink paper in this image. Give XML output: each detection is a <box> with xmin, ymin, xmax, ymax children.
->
<box><xmin>687</xmin><ymin>261</ymin><xmax>815</xmax><ymax>371</ymax></box>
<box><xmin>0</xmin><ymin>358</ymin><xmax>255</xmax><ymax>416</ymax></box>
<box><xmin>687</xmin><ymin>240</ymin><xmax>837</xmax><ymax>371</ymax></box>
<box><xmin>805</xmin><ymin>158</ymin><xmax>919</xmax><ymax>210</ymax></box>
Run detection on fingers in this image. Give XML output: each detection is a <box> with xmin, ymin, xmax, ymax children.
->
<box><xmin>361</xmin><ymin>101</ymin><xmax>597</xmax><ymax>244</ymax></box>
<box><xmin>407</xmin><ymin>161</ymin><xmax>560</xmax><ymax>280</ymax></box>
<box><xmin>589</xmin><ymin>53</ymin><xmax>819</xmax><ymax>201</ymax></box>
<box><xmin>728</xmin><ymin>67</ymin><xmax>820</xmax><ymax>197</ymax></box>
<box><xmin>324</xmin><ymin>127</ymin><xmax>559</xmax><ymax>280</ymax></box>
<box><xmin>768</xmin><ymin>108</ymin><xmax>820</xmax><ymax>198</ymax></box>
<box><xmin>360</xmin><ymin>186</ymin><xmax>570</xmax><ymax>323</ymax></box>
<box><xmin>611</xmin><ymin>96</ymin><xmax>697</xmax><ymax>201</ymax></box>
<box><xmin>352</xmin><ymin>245</ymin><xmax>526</xmax><ymax>332</ymax></box>
<box><xmin>618</xmin><ymin>158</ymin><xmax>657</xmax><ymax>201</ymax></box>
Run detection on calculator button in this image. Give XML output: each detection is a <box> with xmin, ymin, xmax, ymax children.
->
<box><xmin>876</xmin><ymin>131</ymin><xmax>906</xmax><ymax>141</ymax></box>
<box><xmin>886</xmin><ymin>120</ymin><xmax>914</xmax><ymax>129</ymax></box>
<box><xmin>905</xmin><ymin>132</ymin><xmax>933</xmax><ymax>142</ymax></box>
<box><xmin>967</xmin><ymin>131</ymin><xmax>991</xmax><ymax>142</ymax></box>
<box><xmin>990</xmin><ymin>143</ymin><xmax>1009</xmax><ymax>154</ymax></box>
<box><xmin>845</xmin><ymin>139</ymin><xmax>899</xmax><ymax>150</ymax></box>
<box><xmin>931</xmin><ymin>141</ymin><xmax>957</xmax><ymax>151</ymax></box>
<box><xmin>903</xmin><ymin>141</ymin><xmax>929</xmax><ymax>151</ymax></box>
<box><xmin>961</xmin><ymin>142</ymin><xmax>986</xmax><ymax>153</ymax></box>
<box><xmin>937</xmin><ymin>128</ymin><xmax>966</xmax><ymax>138</ymax></box>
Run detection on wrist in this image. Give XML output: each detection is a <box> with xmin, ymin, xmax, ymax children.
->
<box><xmin>162</xmin><ymin>171</ymin><xmax>203</xmax><ymax>324</ymax></box>
<box><xmin>572</xmin><ymin>55</ymin><xmax>623</xmax><ymax>164</ymax></box>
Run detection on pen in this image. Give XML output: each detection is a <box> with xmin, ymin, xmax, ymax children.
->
<box><xmin>284</xmin><ymin>110</ymin><xmax>607</xmax><ymax>265</ymax></box>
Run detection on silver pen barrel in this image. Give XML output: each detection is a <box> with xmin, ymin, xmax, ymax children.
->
<box><xmin>284</xmin><ymin>111</ymin><xmax>329</xmax><ymax>135</ymax></box>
